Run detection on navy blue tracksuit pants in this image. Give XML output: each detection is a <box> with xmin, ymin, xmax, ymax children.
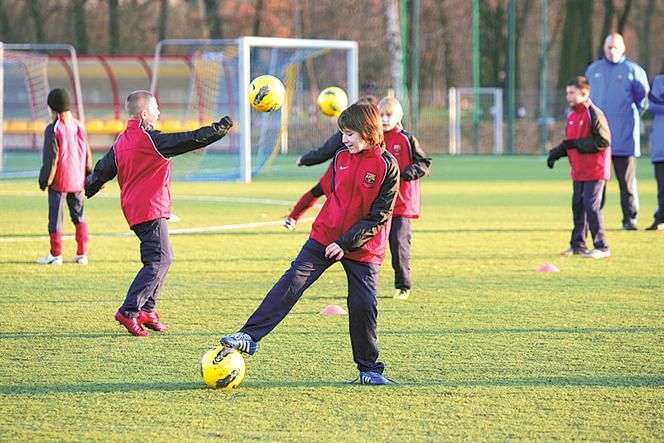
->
<box><xmin>570</xmin><ymin>180</ymin><xmax>608</xmax><ymax>251</ymax></box>
<box><xmin>653</xmin><ymin>162</ymin><xmax>664</xmax><ymax>224</ymax></box>
<box><xmin>613</xmin><ymin>156</ymin><xmax>639</xmax><ymax>224</ymax></box>
<box><xmin>389</xmin><ymin>216</ymin><xmax>411</xmax><ymax>290</ymax></box>
<box><xmin>241</xmin><ymin>239</ymin><xmax>384</xmax><ymax>374</ymax></box>
<box><xmin>120</xmin><ymin>218</ymin><xmax>173</xmax><ymax>318</ymax></box>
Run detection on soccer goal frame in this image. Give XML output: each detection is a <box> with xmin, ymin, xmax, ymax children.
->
<box><xmin>0</xmin><ymin>42</ymin><xmax>84</xmax><ymax>172</ymax></box>
<box><xmin>448</xmin><ymin>87</ymin><xmax>503</xmax><ymax>155</ymax></box>
<box><xmin>150</xmin><ymin>37</ymin><xmax>358</xmax><ymax>183</ymax></box>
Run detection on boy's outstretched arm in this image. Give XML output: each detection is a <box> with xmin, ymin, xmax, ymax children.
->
<box><xmin>335</xmin><ymin>153</ymin><xmax>400</xmax><ymax>252</ymax></box>
<box><xmin>85</xmin><ymin>147</ymin><xmax>117</xmax><ymax>198</ymax></box>
<box><xmin>148</xmin><ymin>116</ymin><xmax>233</xmax><ymax>158</ymax></box>
<box><xmin>400</xmin><ymin>134</ymin><xmax>432</xmax><ymax>181</ymax></box>
<box><xmin>567</xmin><ymin>104</ymin><xmax>611</xmax><ymax>154</ymax></box>
<box><xmin>297</xmin><ymin>131</ymin><xmax>344</xmax><ymax>166</ymax></box>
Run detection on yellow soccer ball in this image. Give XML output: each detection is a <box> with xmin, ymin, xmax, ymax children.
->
<box><xmin>200</xmin><ymin>346</ymin><xmax>246</xmax><ymax>389</ymax></box>
<box><xmin>317</xmin><ymin>87</ymin><xmax>348</xmax><ymax>117</ymax></box>
<box><xmin>248</xmin><ymin>75</ymin><xmax>285</xmax><ymax>112</ymax></box>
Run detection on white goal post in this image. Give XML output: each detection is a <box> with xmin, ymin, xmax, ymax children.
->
<box><xmin>448</xmin><ymin>87</ymin><xmax>503</xmax><ymax>155</ymax></box>
<box><xmin>150</xmin><ymin>37</ymin><xmax>359</xmax><ymax>183</ymax></box>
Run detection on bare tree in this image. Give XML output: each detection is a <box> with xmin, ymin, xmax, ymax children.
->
<box><xmin>71</xmin><ymin>0</ymin><xmax>88</xmax><ymax>55</ymax></box>
<box><xmin>158</xmin><ymin>0</ymin><xmax>169</xmax><ymax>41</ymax></box>
<box><xmin>27</xmin><ymin>0</ymin><xmax>46</xmax><ymax>43</ymax></box>
<box><xmin>617</xmin><ymin>0</ymin><xmax>633</xmax><ymax>33</ymax></box>
<box><xmin>434</xmin><ymin>0</ymin><xmax>456</xmax><ymax>89</ymax></box>
<box><xmin>384</xmin><ymin>0</ymin><xmax>403</xmax><ymax>99</ymax></box>
<box><xmin>253</xmin><ymin>0</ymin><xmax>264</xmax><ymax>36</ymax></box>
<box><xmin>203</xmin><ymin>0</ymin><xmax>222</xmax><ymax>39</ymax></box>
<box><xmin>638</xmin><ymin>0</ymin><xmax>656</xmax><ymax>74</ymax></box>
<box><xmin>109</xmin><ymin>0</ymin><xmax>119</xmax><ymax>54</ymax></box>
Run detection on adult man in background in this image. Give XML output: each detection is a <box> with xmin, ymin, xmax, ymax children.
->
<box><xmin>585</xmin><ymin>32</ymin><xmax>649</xmax><ymax>230</ymax></box>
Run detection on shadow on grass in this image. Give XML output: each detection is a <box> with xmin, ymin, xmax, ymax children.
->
<box><xmin>2</xmin><ymin>375</ymin><xmax>661</xmax><ymax>395</ymax></box>
<box><xmin>1</xmin><ymin>327</ymin><xmax>661</xmax><ymax>341</ymax></box>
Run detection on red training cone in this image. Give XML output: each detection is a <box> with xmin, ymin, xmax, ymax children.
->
<box><xmin>537</xmin><ymin>263</ymin><xmax>560</xmax><ymax>273</ymax></box>
<box><xmin>320</xmin><ymin>304</ymin><xmax>347</xmax><ymax>315</ymax></box>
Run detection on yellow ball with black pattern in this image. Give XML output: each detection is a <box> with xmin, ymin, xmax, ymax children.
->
<box><xmin>317</xmin><ymin>86</ymin><xmax>348</xmax><ymax>117</ymax></box>
<box><xmin>248</xmin><ymin>75</ymin><xmax>285</xmax><ymax>112</ymax></box>
<box><xmin>200</xmin><ymin>346</ymin><xmax>246</xmax><ymax>389</ymax></box>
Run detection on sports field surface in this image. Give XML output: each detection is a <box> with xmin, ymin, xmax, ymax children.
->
<box><xmin>1</xmin><ymin>155</ymin><xmax>662</xmax><ymax>441</ymax></box>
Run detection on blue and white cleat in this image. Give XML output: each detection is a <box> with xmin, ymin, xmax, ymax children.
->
<box><xmin>220</xmin><ymin>332</ymin><xmax>257</xmax><ymax>355</ymax></box>
<box><xmin>359</xmin><ymin>371</ymin><xmax>389</xmax><ymax>385</ymax></box>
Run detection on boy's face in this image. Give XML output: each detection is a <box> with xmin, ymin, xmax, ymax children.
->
<box><xmin>380</xmin><ymin>108</ymin><xmax>402</xmax><ymax>132</ymax></box>
<box><xmin>140</xmin><ymin>97</ymin><xmax>160</xmax><ymax>128</ymax></box>
<box><xmin>341</xmin><ymin>129</ymin><xmax>369</xmax><ymax>154</ymax></box>
<box><xmin>566</xmin><ymin>86</ymin><xmax>588</xmax><ymax>108</ymax></box>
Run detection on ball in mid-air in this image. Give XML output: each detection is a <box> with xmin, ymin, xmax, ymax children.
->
<box><xmin>200</xmin><ymin>346</ymin><xmax>246</xmax><ymax>389</ymax></box>
<box><xmin>317</xmin><ymin>86</ymin><xmax>348</xmax><ymax>117</ymax></box>
<box><xmin>248</xmin><ymin>75</ymin><xmax>285</xmax><ymax>112</ymax></box>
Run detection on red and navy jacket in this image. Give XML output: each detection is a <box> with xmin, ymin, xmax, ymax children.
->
<box><xmin>383</xmin><ymin>126</ymin><xmax>431</xmax><ymax>218</ymax></box>
<box><xmin>39</xmin><ymin>114</ymin><xmax>92</xmax><ymax>192</ymax></box>
<box><xmin>85</xmin><ymin>119</ymin><xmax>228</xmax><ymax>227</ymax></box>
<box><xmin>310</xmin><ymin>145</ymin><xmax>400</xmax><ymax>264</ymax></box>
<box><xmin>565</xmin><ymin>101</ymin><xmax>612</xmax><ymax>181</ymax></box>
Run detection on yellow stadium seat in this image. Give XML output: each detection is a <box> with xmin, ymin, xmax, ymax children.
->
<box><xmin>183</xmin><ymin>120</ymin><xmax>201</xmax><ymax>131</ymax></box>
<box><xmin>161</xmin><ymin>119</ymin><xmax>182</xmax><ymax>132</ymax></box>
<box><xmin>2</xmin><ymin>120</ymin><xmax>9</xmax><ymax>132</ymax></box>
<box><xmin>85</xmin><ymin>119</ymin><xmax>105</xmax><ymax>134</ymax></box>
<box><xmin>7</xmin><ymin>120</ymin><xmax>29</xmax><ymax>133</ymax></box>
<box><xmin>103</xmin><ymin>120</ymin><xmax>124</xmax><ymax>134</ymax></box>
<box><xmin>30</xmin><ymin>120</ymin><xmax>47</xmax><ymax>133</ymax></box>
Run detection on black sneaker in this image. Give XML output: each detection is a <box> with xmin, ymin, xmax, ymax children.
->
<box><xmin>622</xmin><ymin>222</ymin><xmax>638</xmax><ymax>231</ymax></box>
<box><xmin>645</xmin><ymin>222</ymin><xmax>664</xmax><ymax>231</ymax></box>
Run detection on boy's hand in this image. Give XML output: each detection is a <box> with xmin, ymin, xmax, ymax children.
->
<box><xmin>213</xmin><ymin>116</ymin><xmax>233</xmax><ymax>136</ymax></box>
<box><xmin>325</xmin><ymin>242</ymin><xmax>345</xmax><ymax>260</ymax></box>
<box><xmin>546</xmin><ymin>143</ymin><xmax>567</xmax><ymax>169</ymax></box>
<box><xmin>296</xmin><ymin>156</ymin><xmax>302</xmax><ymax>167</ymax></box>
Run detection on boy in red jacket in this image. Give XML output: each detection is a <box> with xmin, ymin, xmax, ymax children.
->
<box><xmin>379</xmin><ymin>97</ymin><xmax>431</xmax><ymax>299</ymax></box>
<box><xmin>37</xmin><ymin>88</ymin><xmax>92</xmax><ymax>265</ymax></box>
<box><xmin>220</xmin><ymin>103</ymin><xmax>400</xmax><ymax>385</ymax></box>
<box><xmin>85</xmin><ymin>90</ymin><xmax>233</xmax><ymax>336</ymax></box>
<box><xmin>547</xmin><ymin>76</ymin><xmax>612</xmax><ymax>259</ymax></box>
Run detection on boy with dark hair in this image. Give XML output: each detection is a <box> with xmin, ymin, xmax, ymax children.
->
<box><xmin>38</xmin><ymin>88</ymin><xmax>92</xmax><ymax>265</ymax></box>
<box><xmin>220</xmin><ymin>102</ymin><xmax>400</xmax><ymax>385</ymax></box>
<box><xmin>547</xmin><ymin>76</ymin><xmax>612</xmax><ymax>259</ymax></box>
<box><xmin>378</xmin><ymin>96</ymin><xmax>431</xmax><ymax>300</ymax></box>
<box><xmin>85</xmin><ymin>90</ymin><xmax>233</xmax><ymax>336</ymax></box>
<box><xmin>284</xmin><ymin>95</ymin><xmax>379</xmax><ymax>231</ymax></box>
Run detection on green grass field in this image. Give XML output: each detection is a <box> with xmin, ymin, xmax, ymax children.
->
<box><xmin>1</xmin><ymin>155</ymin><xmax>662</xmax><ymax>441</ymax></box>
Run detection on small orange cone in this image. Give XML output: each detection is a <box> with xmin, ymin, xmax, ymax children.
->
<box><xmin>537</xmin><ymin>263</ymin><xmax>560</xmax><ymax>272</ymax></box>
<box><xmin>320</xmin><ymin>304</ymin><xmax>347</xmax><ymax>315</ymax></box>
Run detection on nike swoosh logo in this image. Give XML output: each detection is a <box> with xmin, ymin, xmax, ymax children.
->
<box><xmin>340</xmin><ymin>166</ymin><xmax>349</xmax><ymax>170</ymax></box>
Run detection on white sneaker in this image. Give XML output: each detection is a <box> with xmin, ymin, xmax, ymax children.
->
<box><xmin>37</xmin><ymin>254</ymin><xmax>62</xmax><ymax>265</ymax></box>
<box><xmin>561</xmin><ymin>247</ymin><xmax>586</xmax><ymax>256</ymax></box>
<box><xmin>73</xmin><ymin>254</ymin><xmax>88</xmax><ymax>264</ymax></box>
<box><xmin>582</xmin><ymin>248</ymin><xmax>610</xmax><ymax>259</ymax></box>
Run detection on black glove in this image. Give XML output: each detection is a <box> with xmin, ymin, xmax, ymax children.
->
<box><xmin>84</xmin><ymin>175</ymin><xmax>101</xmax><ymax>198</ymax></box>
<box><xmin>213</xmin><ymin>116</ymin><xmax>233</xmax><ymax>136</ymax></box>
<box><xmin>561</xmin><ymin>139</ymin><xmax>577</xmax><ymax>150</ymax></box>
<box><xmin>546</xmin><ymin>144</ymin><xmax>567</xmax><ymax>169</ymax></box>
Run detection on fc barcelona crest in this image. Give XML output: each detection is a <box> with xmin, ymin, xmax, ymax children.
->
<box><xmin>364</xmin><ymin>172</ymin><xmax>376</xmax><ymax>184</ymax></box>
<box><xmin>393</xmin><ymin>144</ymin><xmax>402</xmax><ymax>154</ymax></box>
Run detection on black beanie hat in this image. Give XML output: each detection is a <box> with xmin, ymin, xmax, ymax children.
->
<box><xmin>47</xmin><ymin>88</ymin><xmax>71</xmax><ymax>113</ymax></box>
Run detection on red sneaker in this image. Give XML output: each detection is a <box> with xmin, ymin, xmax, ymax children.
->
<box><xmin>138</xmin><ymin>310</ymin><xmax>167</xmax><ymax>332</ymax></box>
<box><xmin>114</xmin><ymin>310</ymin><xmax>149</xmax><ymax>336</ymax></box>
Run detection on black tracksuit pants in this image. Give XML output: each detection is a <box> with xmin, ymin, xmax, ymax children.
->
<box><xmin>389</xmin><ymin>216</ymin><xmax>412</xmax><ymax>290</ymax></box>
<box><xmin>570</xmin><ymin>180</ymin><xmax>608</xmax><ymax>251</ymax></box>
<box><xmin>240</xmin><ymin>238</ymin><xmax>384</xmax><ymax>374</ymax></box>
<box><xmin>120</xmin><ymin>218</ymin><xmax>173</xmax><ymax>318</ymax></box>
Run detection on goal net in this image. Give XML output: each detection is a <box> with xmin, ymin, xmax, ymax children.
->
<box><xmin>0</xmin><ymin>43</ymin><xmax>84</xmax><ymax>175</ymax></box>
<box><xmin>448</xmin><ymin>87</ymin><xmax>503</xmax><ymax>155</ymax></box>
<box><xmin>151</xmin><ymin>37</ymin><xmax>358</xmax><ymax>182</ymax></box>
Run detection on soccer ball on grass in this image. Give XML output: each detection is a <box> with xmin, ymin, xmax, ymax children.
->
<box><xmin>200</xmin><ymin>346</ymin><xmax>246</xmax><ymax>389</ymax></box>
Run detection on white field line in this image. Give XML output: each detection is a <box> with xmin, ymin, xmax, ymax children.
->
<box><xmin>0</xmin><ymin>217</ymin><xmax>316</xmax><ymax>243</ymax></box>
<box><xmin>0</xmin><ymin>190</ymin><xmax>319</xmax><ymax>207</ymax></box>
